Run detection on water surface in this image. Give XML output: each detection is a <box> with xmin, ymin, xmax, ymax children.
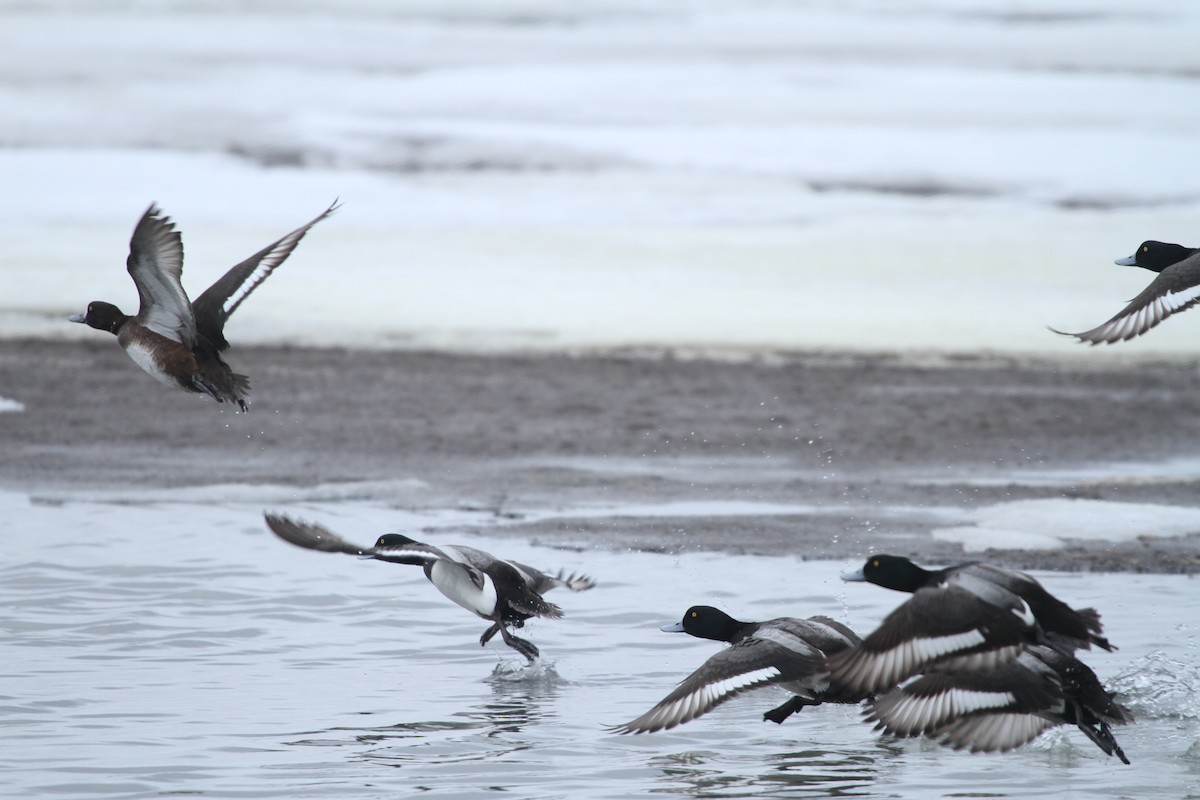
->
<box><xmin>2</xmin><ymin>491</ymin><xmax>1197</xmax><ymax>798</ymax></box>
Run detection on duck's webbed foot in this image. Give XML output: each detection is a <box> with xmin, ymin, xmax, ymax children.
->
<box><xmin>498</xmin><ymin>623</ymin><xmax>540</xmax><ymax>662</ymax></box>
<box><xmin>480</xmin><ymin>623</ymin><xmax>501</xmax><ymax>647</ymax></box>
<box><xmin>763</xmin><ymin>697</ymin><xmax>815</xmax><ymax>725</ymax></box>
<box><xmin>480</xmin><ymin>621</ymin><xmax>540</xmax><ymax>662</ymax></box>
<box><xmin>1080</xmin><ymin>720</ymin><xmax>1130</xmax><ymax>765</ymax></box>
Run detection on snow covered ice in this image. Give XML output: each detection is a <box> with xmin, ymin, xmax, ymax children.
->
<box><xmin>2</xmin><ymin>0</ymin><xmax>1200</xmax><ymax>354</ymax></box>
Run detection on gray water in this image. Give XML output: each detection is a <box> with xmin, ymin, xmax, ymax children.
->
<box><xmin>2</xmin><ymin>490</ymin><xmax>1198</xmax><ymax>799</ymax></box>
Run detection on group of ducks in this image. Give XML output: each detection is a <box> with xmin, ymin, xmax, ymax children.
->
<box><xmin>66</xmin><ymin>206</ymin><xmax>1139</xmax><ymax>764</ymax></box>
<box><xmin>263</xmin><ymin>513</ymin><xmax>1130</xmax><ymax>763</ymax></box>
<box><xmin>68</xmin><ymin>202</ymin><xmax>1200</xmax><ymax>411</ymax></box>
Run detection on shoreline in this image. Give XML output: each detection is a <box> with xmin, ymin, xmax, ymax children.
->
<box><xmin>4</xmin><ymin>337</ymin><xmax>1199</xmax><ymax>573</ymax></box>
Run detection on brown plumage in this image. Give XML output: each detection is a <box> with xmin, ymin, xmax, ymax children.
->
<box><xmin>70</xmin><ymin>201</ymin><xmax>338</xmax><ymax>410</ymax></box>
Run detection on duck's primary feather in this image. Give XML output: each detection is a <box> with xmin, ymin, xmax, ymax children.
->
<box><xmin>126</xmin><ymin>206</ymin><xmax>194</xmax><ymax>346</ymax></box>
<box><xmin>192</xmin><ymin>202</ymin><xmax>339</xmax><ymax>351</ymax></box>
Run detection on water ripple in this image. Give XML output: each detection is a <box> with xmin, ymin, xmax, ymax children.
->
<box><xmin>2</xmin><ymin>502</ymin><xmax>1199</xmax><ymax>798</ymax></box>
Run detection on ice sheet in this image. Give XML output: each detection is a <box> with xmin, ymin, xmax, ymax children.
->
<box><xmin>2</xmin><ymin>1</ymin><xmax>1200</xmax><ymax>354</ymax></box>
<box><xmin>932</xmin><ymin>497</ymin><xmax>1200</xmax><ymax>551</ymax></box>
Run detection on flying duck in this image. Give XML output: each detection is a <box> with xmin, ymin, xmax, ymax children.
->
<box><xmin>263</xmin><ymin>514</ymin><xmax>595</xmax><ymax>662</ymax></box>
<box><xmin>1053</xmin><ymin>240</ymin><xmax>1200</xmax><ymax>344</ymax></box>
<box><xmin>69</xmin><ymin>201</ymin><xmax>338</xmax><ymax>410</ymax></box>
<box><xmin>829</xmin><ymin>555</ymin><xmax>1113</xmax><ymax>694</ymax></box>
<box><xmin>866</xmin><ymin>644</ymin><xmax>1132</xmax><ymax>763</ymax></box>
<box><xmin>612</xmin><ymin>605</ymin><xmax>867</xmax><ymax>734</ymax></box>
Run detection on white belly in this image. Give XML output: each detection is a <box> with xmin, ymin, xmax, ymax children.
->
<box><xmin>428</xmin><ymin>561</ymin><xmax>498</xmax><ymax>619</ymax></box>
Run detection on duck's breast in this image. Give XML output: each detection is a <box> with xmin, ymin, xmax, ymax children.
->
<box><xmin>120</xmin><ymin>327</ymin><xmax>196</xmax><ymax>390</ymax></box>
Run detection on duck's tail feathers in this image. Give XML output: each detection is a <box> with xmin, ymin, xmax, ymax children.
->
<box><xmin>230</xmin><ymin>372</ymin><xmax>251</xmax><ymax>412</ymax></box>
<box><xmin>553</xmin><ymin>570</ymin><xmax>597</xmax><ymax>593</ymax></box>
<box><xmin>191</xmin><ymin>371</ymin><xmax>250</xmax><ymax>412</ymax></box>
<box><xmin>1074</xmin><ymin>607</ymin><xmax>1116</xmax><ymax>651</ymax></box>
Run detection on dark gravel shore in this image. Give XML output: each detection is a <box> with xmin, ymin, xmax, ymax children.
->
<box><xmin>3</xmin><ymin>338</ymin><xmax>1200</xmax><ymax>573</ymax></box>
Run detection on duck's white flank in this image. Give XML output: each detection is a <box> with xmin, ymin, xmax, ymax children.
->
<box><xmin>428</xmin><ymin>559</ymin><xmax>497</xmax><ymax>618</ymax></box>
<box><xmin>1009</xmin><ymin>599</ymin><xmax>1035</xmax><ymax>627</ymax></box>
<box><xmin>123</xmin><ymin>339</ymin><xmax>182</xmax><ymax>389</ymax></box>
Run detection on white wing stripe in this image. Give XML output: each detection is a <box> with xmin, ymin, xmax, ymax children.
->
<box><xmin>910</xmin><ymin>629</ymin><xmax>988</xmax><ymax>660</ymax></box>
<box><xmin>624</xmin><ymin>665</ymin><xmax>782</xmax><ymax>732</ymax></box>
<box><xmin>1087</xmin><ymin>281</ymin><xmax>1200</xmax><ymax>344</ymax></box>
<box><xmin>1164</xmin><ymin>282</ymin><xmax>1200</xmax><ymax>311</ymax></box>
<box><xmin>873</xmin><ymin>684</ymin><xmax>1017</xmax><ymax>735</ymax></box>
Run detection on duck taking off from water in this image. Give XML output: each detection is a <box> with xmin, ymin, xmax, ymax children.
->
<box><xmin>612</xmin><ymin>605</ymin><xmax>868</xmax><ymax>734</ymax></box>
<box><xmin>866</xmin><ymin>644</ymin><xmax>1132</xmax><ymax>763</ymax></box>
<box><xmin>263</xmin><ymin>514</ymin><xmax>595</xmax><ymax>662</ymax></box>
<box><xmin>830</xmin><ymin>555</ymin><xmax>1113</xmax><ymax>694</ymax></box>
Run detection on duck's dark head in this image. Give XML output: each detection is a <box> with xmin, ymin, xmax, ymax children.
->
<box><xmin>841</xmin><ymin>554</ymin><xmax>931</xmax><ymax>593</ymax></box>
<box><xmin>374</xmin><ymin>533</ymin><xmax>418</xmax><ymax>549</ymax></box>
<box><xmin>68</xmin><ymin>301</ymin><xmax>126</xmax><ymax>334</ymax></box>
<box><xmin>662</xmin><ymin>605</ymin><xmax>745</xmax><ymax>642</ymax></box>
<box><xmin>1115</xmin><ymin>240</ymin><xmax>1199</xmax><ymax>273</ymax></box>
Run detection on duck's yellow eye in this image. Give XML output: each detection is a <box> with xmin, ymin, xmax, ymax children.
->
<box><xmin>872</xmin><ymin>559</ymin><xmax>879</xmax><ymax>567</ymax></box>
<box><xmin>690</xmin><ymin>611</ymin><xmax>697</xmax><ymax>618</ymax></box>
<box><xmin>1143</xmin><ymin>245</ymin><xmax>1149</xmax><ymax>252</ymax></box>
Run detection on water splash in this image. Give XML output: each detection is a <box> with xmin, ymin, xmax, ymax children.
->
<box><xmin>1110</xmin><ymin>650</ymin><xmax>1200</xmax><ymax>719</ymax></box>
<box><xmin>490</xmin><ymin>658</ymin><xmax>561</xmax><ymax>684</ymax></box>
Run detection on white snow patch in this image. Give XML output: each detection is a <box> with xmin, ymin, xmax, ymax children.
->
<box><xmin>2</xmin><ymin>2</ymin><xmax>1200</xmax><ymax>355</ymax></box>
<box><xmin>910</xmin><ymin>457</ymin><xmax>1200</xmax><ymax>489</ymax></box>
<box><xmin>0</xmin><ymin>396</ymin><xmax>25</xmax><ymax>413</ymax></box>
<box><xmin>932</xmin><ymin>498</ymin><xmax>1200</xmax><ymax>552</ymax></box>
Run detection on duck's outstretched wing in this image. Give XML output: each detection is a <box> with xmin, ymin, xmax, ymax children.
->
<box><xmin>932</xmin><ymin>712</ymin><xmax>1058</xmax><ymax>754</ymax></box>
<box><xmin>612</xmin><ymin>632</ymin><xmax>825</xmax><ymax>734</ymax></box>
<box><xmin>869</xmin><ymin>645</ymin><xmax>1132</xmax><ymax>763</ymax></box>
<box><xmin>264</xmin><ymin>514</ymin><xmax>368</xmax><ymax>556</ymax></box>
<box><xmin>866</xmin><ymin>650</ymin><xmax>1061</xmax><ymax>738</ymax></box>
<box><xmin>828</xmin><ymin>585</ymin><xmax>1035</xmax><ymax>694</ymax></box>
<box><xmin>127</xmin><ymin>205</ymin><xmax>195</xmax><ymax>346</ymax></box>
<box><xmin>263</xmin><ymin>513</ymin><xmax>435</xmax><ymax>567</ymax></box>
<box><xmin>193</xmin><ymin>200</ymin><xmax>339</xmax><ymax>350</ymax></box>
<box><xmin>1052</xmin><ymin>257</ymin><xmax>1200</xmax><ymax>345</ymax></box>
